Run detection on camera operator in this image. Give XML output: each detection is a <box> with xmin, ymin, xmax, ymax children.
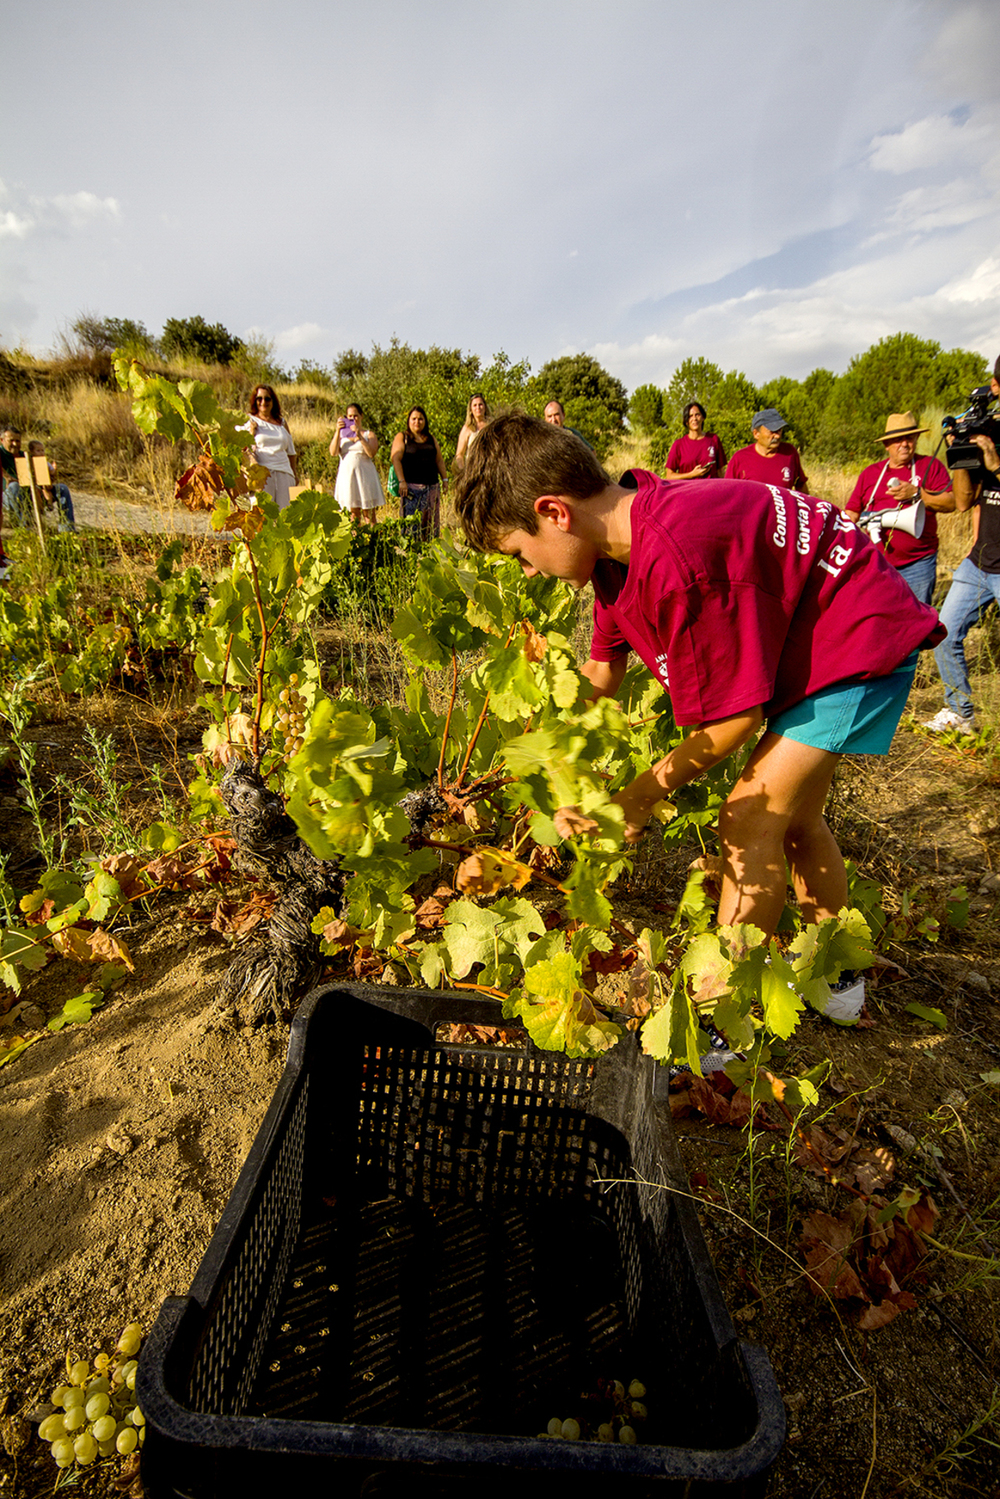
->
<box><xmin>923</xmin><ymin>357</ymin><xmax>1000</xmax><ymax>734</ymax></box>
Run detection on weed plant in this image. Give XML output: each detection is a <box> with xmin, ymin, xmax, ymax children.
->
<box><xmin>321</xmin><ymin>518</ymin><xmax>424</xmax><ymax>631</ymax></box>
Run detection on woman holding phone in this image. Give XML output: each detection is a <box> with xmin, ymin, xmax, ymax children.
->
<box><xmin>663</xmin><ymin>402</ymin><xmax>726</xmax><ymax>479</ymax></box>
<box><xmin>332</xmin><ymin>403</ymin><xmax>384</xmax><ymax>524</ymax></box>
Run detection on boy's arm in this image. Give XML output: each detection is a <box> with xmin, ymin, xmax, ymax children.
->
<box><xmin>611</xmin><ymin>707</ymin><xmax>763</xmax><ymax>842</ymax></box>
<box><xmin>582</xmin><ymin>656</ymin><xmax>628</xmax><ymax>700</ymax></box>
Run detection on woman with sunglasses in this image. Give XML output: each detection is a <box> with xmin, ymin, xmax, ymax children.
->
<box><xmin>247</xmin><ymin>385</ymin><xmax>298</xmax><ymax>508</ymax></box>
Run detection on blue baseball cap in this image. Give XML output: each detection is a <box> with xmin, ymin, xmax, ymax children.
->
<box><xmin>752</xmin><ymin>409</ymin><xmax>787</xmax><ymax>431</ymax></box>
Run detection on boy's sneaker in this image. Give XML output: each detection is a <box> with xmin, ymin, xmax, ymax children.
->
<box><xmin>923</xmin><ymin>707</ymin><xmax>976</xmax><ymax>735</ymax></box>
<box><xmin>812</xmin><ymin>971</ymin><xmax>866</xmax><ymax>1025</ymax></box>
<box><xmin>669</xmin><ymin>1021</ymin><xmax>740</xmax><ymax>1079</ymax></box>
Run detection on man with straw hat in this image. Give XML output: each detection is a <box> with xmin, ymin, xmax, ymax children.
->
<box><xmin>844</xmin><ymin>412</ymin><xmax>953</xmax><ymax>605</ymax></box>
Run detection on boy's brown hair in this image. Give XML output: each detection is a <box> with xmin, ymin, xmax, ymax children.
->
<box><xmin>455</xmin><ymin>412</ymin><xmax>610</xmax><ymax>550</ymax></box>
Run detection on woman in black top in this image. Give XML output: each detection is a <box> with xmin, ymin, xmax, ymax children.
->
<box><xmin>391</xmin><ymin>407</ymin><xmax>448</xmax><ymax>539</ymax></box>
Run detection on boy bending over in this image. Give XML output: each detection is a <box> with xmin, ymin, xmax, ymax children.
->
<box><xmin>457</xmin><ymin>414</ymin><xmax>944</xmax><ymax>948</ymax></box>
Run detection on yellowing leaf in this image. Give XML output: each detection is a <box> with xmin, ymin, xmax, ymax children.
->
<box><xmin>456</xmin><ymin>848</ymin><xmax>532</xmax><ymax>897</ymax></box>
<box><xmin>51</xmin><ymin>927</ymin><xmax>134</xmax><ymax>971</ymax></box>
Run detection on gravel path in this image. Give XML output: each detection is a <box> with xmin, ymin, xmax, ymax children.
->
<box><xmin>70</xmin><ymin>489</ymin><xmax>220</xmax><ymax>536</ymax></box>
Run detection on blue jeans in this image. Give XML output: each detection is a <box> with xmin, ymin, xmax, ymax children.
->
<box><xmin>895</xmin><ymin>552</ymin><xmax>937</xmax><ymax>606</ymax></box>
<box><xmin>932</xmin><ymin>556</ymin><xmax>1000</xmax><ymax>717</ymax></box>
<box><xmin>5</xmin><ymin>480</ymin><xmax>75</xmax><ymax>529</ymax></box>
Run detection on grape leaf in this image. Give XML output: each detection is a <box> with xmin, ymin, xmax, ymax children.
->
<box><xmin>640</xmin><ymin>980</ymin><xmax>701</xmax><ymax>1071</ymax></box>
<box><xmin>514</xmin><ymin>952</ymin><xmax>620</xmax><ymax>1057</ymax></box>
<box><xmin>455</xmin><ymin>849</ymin><xmax>532</xmax><ymax>897</ymax></box>
<box><xmin>441</xmin><ymin>897</ymin><xmax>546</xmax><ymax>981</ymax></box>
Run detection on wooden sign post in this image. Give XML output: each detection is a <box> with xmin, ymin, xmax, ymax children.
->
<box><xmin>13</xmin><ymin>455</ymin><xmax>47</xmax><ymax>549</ymax></box>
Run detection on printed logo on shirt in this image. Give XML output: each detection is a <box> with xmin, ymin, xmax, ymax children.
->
<box><xmin>654</xmin><ymin>651</ymin><xmax>670</xmax><ymax>685</ymax></box>
<box><xmin>770</xmin><ymin>486</ymin><xmax>788</xmax><ymax>548</ymax></box>
<box><xmin>782</xmin><ymin>466</ymin><xmax>791</xmax><ymax>483</ymax></box>
<box><xmin>794</xmin><ymin>492</ymin><xmax>811</xmax><ymax>555</ymax></box>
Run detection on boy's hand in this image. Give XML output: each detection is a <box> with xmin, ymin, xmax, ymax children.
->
<box><xmin>611</xmin><ymin>709</ymin><xmax>764</xmax><ymax>844</ymax></box>
<box><xmin>611</xmin><ymin>769</ymin><xmax>668</xmax><ymax>843</ymax></box>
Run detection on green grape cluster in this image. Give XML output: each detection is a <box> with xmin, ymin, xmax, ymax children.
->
<box><xmin>275</xmin><ymin>676</ymin><xmax>307</xmax><ymax>761</ymax></box>
<box><xmin>539</xmin><ymin>1377</ymin><xmax>648</xmax><ymax>1445</ymax></box>
<box><xmin>36</xmin><ymin>1322</ymin><xmax>146</xmax><ymax>1470</ymax></box>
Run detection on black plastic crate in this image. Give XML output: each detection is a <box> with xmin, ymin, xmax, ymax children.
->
<box><xmin>139</xmin><ymin>983</ymin><xmax>785</xmax><ymax>1496</ymax></box>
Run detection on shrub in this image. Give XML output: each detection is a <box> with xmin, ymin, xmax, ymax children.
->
<box><xmin>628</xmin><ymin>383</ymin><xmax>664</xmax><ymax>434</ymax></box>
<box><xmin>321</xmin><ymin>517</ymin><xmax>424</xmax><ymax>629</ymax></box>
<box><xmin>161</xmin><ymin>316</ymin><xmax>243</xmax><ymax>366</ymax></box>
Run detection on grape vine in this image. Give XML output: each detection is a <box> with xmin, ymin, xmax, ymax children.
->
<box><xmin>0</xmin><ymin>362</ymin><xmax>877</xmax><ymax>1080</ymax></box>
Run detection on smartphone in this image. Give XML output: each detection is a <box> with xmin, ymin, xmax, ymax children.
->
<box><xmin>343</xmin><ymin>419</ymin><xmax>357</xmax><ymax>441</ymax></box>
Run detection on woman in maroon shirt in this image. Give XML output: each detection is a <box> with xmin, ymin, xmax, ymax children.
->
<box><xmin>663</xmin><ymin>402</ymin><xmax>726</xmax><ymax>479</ymax></box>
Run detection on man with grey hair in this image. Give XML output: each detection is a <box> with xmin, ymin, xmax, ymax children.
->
<box><xmin>725</xmin><ymin>409</ymin><xmax>809</xmax><ymax>491</ymax></box>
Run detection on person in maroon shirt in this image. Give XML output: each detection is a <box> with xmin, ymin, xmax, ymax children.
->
<box><xmin>663</xmin><ymin>402</ymin><xmax>726</xmax><ymax>479</ymax></box>
<box><xmin>844</xmin><ymin>412</ymin><xmax>952</xmax><ymax>606</ymax></box>
<box><xmin>726</xmin><ymin>408</ymin><xmax>809</xmax><ymax>490</ymax></box>
<box><xmin>457</xmin><ymin>414</ymin><xmax>943</xmax><ymax>1024</ymax></box>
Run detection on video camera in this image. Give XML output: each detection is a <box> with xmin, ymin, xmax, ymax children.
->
<box><xmin>943</xmin><ymin>385</ymin><xmax>998</xmax><ymax>470</ymax></box>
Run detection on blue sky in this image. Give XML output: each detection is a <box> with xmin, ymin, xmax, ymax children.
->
<box><xmin>2</xmin><ymin>0</ymin><xmax>998</xmax><ymax>391</ymax></box>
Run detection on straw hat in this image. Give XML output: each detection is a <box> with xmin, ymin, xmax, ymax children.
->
<box><xmin>878</xmin><ymin>411</ymin><xmax>928</xmax><ymax>443</ymax></box>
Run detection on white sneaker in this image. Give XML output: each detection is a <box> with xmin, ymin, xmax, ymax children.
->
<box><xmin>922</xmin><ymin>708</ymin><xmax>976</xmax><ymax>735</ymax></box>
<box><xmin>808</xmin><ymin>971</ymin><xmax>866</xmax><ymax>1025</ymax></box>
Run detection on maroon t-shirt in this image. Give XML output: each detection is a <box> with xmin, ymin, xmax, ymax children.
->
<box><xmin>846</xmin><ymin>454</ymin><xmax>951</xmax><ymax>568</ymax></box>
<box><xmin>725</xmin><ymin>442</ymin><xmax>808</xmax><ymax>491</ymax></box>
<box><xmin>589</xmin><ymin>470</ymin><xmax>944</xmax><ymax>727</ymax></box>
<box><xmin>664</xmin><ymin>433</ymin><xmax>726</xmax><ymax>476</ymax></box>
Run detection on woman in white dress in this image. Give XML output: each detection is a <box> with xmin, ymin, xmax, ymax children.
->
<box><xmin>454</xmin><ymin>391</ymin><xmax>490</xmax><ymax>474</ymax></box>
<box><xmin>331</xmin><ymin>403</ymin><xmax>384</xmax><ymax>525</ymax></box>
<box><xmin>247</xmin><ymin>386</ymin><xmax>297</xmax><ymax>508</ymax></box>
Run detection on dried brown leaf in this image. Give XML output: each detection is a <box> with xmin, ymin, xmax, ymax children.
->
<box><xmin>98</xmin><ymin>853</ymin><xmax>148</xmax><ymax>901</ymax></box>
<box><xmin>521</xmin><ymin>620</ymin><xmax>547</xmax><ymax>662</ymax></box>
<box><xmin>553</xmin><ymin>805</ymin><xmax>600</xmax><ymax>839</ymax></box>
<box><xmin>176</xmin><ymin>457</ymin><xmax>227</xmax><ymax>510</ymax></box>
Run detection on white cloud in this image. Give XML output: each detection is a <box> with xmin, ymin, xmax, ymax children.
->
<box><xmin>0</xmin><ymin>210</ymin><xmax>32</xmax><ymax>240</ymax></box>
<box><xmin>272</xmin><ymin>322</ymin><xmax>325</xmax><ymax>352</ymax></box>
<box><xmin>48</xmin><ymin>190</ymin><xmax>119</xmax><ymax>227</ymax></box>
<box><xmin>868</xmin><ymin>113</ymin><xmax>989</xmax><ymax>174</ymax></box>
<box><xmin>939</xmin><ymin>255</ymin><xmax>1000</xmax><ymax>306</ymax></box>
<box><xmin>0</xmin><ymin>180</ymin><xmax>120</xmax><ymax>240</ymax></box>
<box><xmin>868</xmin><ymin>181</ymin><xmax>995</xmax><ymax>241</ymax></box>
<box><xmin>592</xmin><ymin>234</ymin><xmax>1000</xmax><ymax>390</ymax></box>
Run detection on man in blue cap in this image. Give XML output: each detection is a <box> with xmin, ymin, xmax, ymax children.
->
<box><xmin>726</xmin><ymin>409</ymin><xmax>809</xmax><ymax>491</ymax></box>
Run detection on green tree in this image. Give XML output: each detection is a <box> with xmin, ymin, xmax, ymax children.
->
<box><xmin>297</xmin><ymin>340</ymin><xmax>533</xmax><ymax>484</ymax></box>
<box><xmin>294</xmin><ymin>360</ymin><xmax>335</xmax><ymax>388</ymax></box>
<box><xmin>695</xmin><ymin>369</ymin><xmax>761</xmax><ymax>463</ymax></box>
<box><xmin>69</xmin><ymin>313</ymin><xmax>157</xmax><ymax>358</ymax></box>
<box><xmin>628</xmin><ymin>383</ymin><xmax>664</xmax><ymax>434</ymax></box>
<box><xmin>815</xmin><ymin>333</ymin><xmax>988</xmax><ymax>462</ymax></box>
<box><xmin>333</xmin><ymin>349</ymin><xmax>369</xmax><ymax>383</ymax></box>
<box><xmin>161</xmin><ymin>316</ymin><xmax>243</xmax><ymax>366</ymax></box>
<box><xmin>230</xmin><ymin>333</ymin><xmax>286</xmax><ymax>390</ymax></box>
<box><xmin>663</xmin><ymin>357</ymin><xmax>724</xmax><ymax>427</ymax></box>
<box><xmin>757</xmin><ymin>369</ymin><xmax>837</xmax><ymax>454</ymax></box>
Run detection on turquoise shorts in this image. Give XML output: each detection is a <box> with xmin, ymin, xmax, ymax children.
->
<box><xmin>768</xmin><ymin>652</ymin><xmax>918</xmax><ymax>754</ymax></box>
